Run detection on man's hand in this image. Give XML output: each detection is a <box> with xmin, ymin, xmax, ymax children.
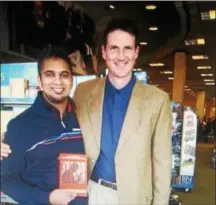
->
<box><xmin>1</xmin><ymin>132</ymin><xmax>11</xmax><ymax>160</ymax></box>
<box><xmin>1</xmin><ymin>142</ymin><xmax>11</xmax><ymax>160</ymax></box>
<box><xmin>49</xmin><ymin>189</ymin><xmax>77</xmax><ymax>205</ymax></box>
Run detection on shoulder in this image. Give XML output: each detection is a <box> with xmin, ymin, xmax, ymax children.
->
<box><xmin>77</xmin><ymin>78</ymin><xmax>103</xmax><ymax>91</ymax></box>
<box><xmin>138</xmin><ymin>82</ymin><xmax>169</xmax><ymax>101</ymax></box>
<box><xmin>7</xmin><ymin>107</ymin><xmax>32</xmax><ymax>131</ymax></box>
<box><xmin>73</xmin><ymin>78</ymin><xmax>104</xmax><ymax>103</ymax></box>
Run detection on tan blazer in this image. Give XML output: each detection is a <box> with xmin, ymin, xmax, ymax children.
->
<box><xmin>73</xmin><ymin>78</ymin><xmax>172</xmax><ymax>205</ymax></box>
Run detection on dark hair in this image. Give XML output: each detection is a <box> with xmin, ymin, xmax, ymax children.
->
<box><xmin>103</xmin><ymin>19</ymin><xmax>139</xmax><ymax>46</ymax></box>
<box><xmin>37</xmin><ymin>45</ymin><xmax>72</xmax><ymax>76</ymax></box>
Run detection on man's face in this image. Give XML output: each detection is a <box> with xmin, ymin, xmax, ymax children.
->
<box><xmin>102</xmin><ymin>29</ymin><xmax>139</xmax><ymax>80</ymax></box>
<box><xmin>38</xmin><ymin>58</ymin><xmax>72</xmax><ymax>104</ymax></box>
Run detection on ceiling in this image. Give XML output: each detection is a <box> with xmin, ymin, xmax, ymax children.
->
<box><xmin>1</xmin><ymin>1</ymin><xmax>215</xmax><ymax>104</ymax></box>
<box><xmin>77</xmin><ymin>1</ymin><xmax>215</xmax><ymax>102</ymax></box>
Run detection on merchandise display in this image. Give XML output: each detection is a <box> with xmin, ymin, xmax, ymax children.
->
<box><xmin>171</xmin><ymin>102</ymin><xmax>198</xmax><ymax>192</ymax></box>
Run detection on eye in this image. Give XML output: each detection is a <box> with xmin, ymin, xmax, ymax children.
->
<box><xmin>61</xmin><ymin>72</ymin><xmax>70</xmax><ymax>78</ymax></box>
<box><xmin>44</xmin><ymin>72</ymin><xmax>54</xmax><ymax>77</ymax></box>
<box><xmin>110</xmin><ymin>46</ymin><xmax>118</xmax><ymax>51</ymax></box>
<box><xmin>125</xmin><ymin>46</ymin><xmax>132</xmax><ymax>50</ymax></box>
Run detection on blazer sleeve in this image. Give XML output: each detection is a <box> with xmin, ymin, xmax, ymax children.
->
<box><xmin>1</xmin><ymin>120</ymin><xmax>51</xmax><ymax>205</ymax></box>
<box><xmin>152</xmin><ymin>94</ymin><xmax>172</xmax><ymax>205</ymax></box>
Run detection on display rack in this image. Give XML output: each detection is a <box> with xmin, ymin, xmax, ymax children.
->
<box><xmin>171</xmin><ymin>101</ymin><xmax>198</xmax><ymax>192</ymax></box>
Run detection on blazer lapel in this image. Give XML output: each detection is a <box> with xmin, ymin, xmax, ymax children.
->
<box><xmin>85</xmin><ymin>79</ymin><xmax>106</xmax><ymax>149</ymax></box>
<box><xmin>116</xmin><ymin>80</ymin><xmax>150</xmax><ymax>156</ymax></box>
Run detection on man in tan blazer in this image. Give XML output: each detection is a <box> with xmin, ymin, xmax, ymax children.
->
<box><xmin>73</xmin><ymin>19</ymin><xmax>172</xmax><ymax>205</ymax></box>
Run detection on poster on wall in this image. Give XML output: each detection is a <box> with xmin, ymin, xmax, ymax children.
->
<box><xmin>1</xmin><ymin>63</ymin><xmax>39</xmax><ymax>104</ymax></box>
<box><xmin>179</xmin><ymin>106</ymin><xmax>197</xmax><ymax>188</ymax></box>
<box><xmin>170</xmin><ymin>101</ymin><xmax>184</xmax><ymax>186</ymax></box>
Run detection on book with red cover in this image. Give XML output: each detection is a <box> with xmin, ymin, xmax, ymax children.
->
<box><xmin>58</xmin><ymin>153</ymin><xmax>88</xmax><ymax>196</ymax></box>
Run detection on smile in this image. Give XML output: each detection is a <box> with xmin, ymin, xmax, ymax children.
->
<box><xmin>52</xmin><ymin>88</ymin><xmax>64</xmax><ymax>93</ymax></box>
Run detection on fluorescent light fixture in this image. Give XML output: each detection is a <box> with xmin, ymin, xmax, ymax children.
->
<box><xmin>185</xmin><ymin>38</ymin><xmax>205</xmax><ymax>46</ymax></box>
<box><xmin>149</xmin><ymin>26</ymin><xmax>158</xmax><ymax>31</ymax></box>
<box><xmin>149</xmin><ymin>63</ymin><xmax>164</xmax><ymax>67</ymax></box>
<box><xmin>163</xmin><ymin>71</ymin><xmax>173</xmax><ymax>74</ymax></box>
<box><xmin>205</xmin><ymin>82</ymin><xmax>215</xmax><ymax>85</ymax></box>
<box><xmin>168</xmin><ymin>77</ymin><xmax>174</xmax><ymax>80</ymax></box>
<box><xmin>140</xmin><ymin>42</ymin><xmax>148</xmax><ymax>45</ymax></box>
<box><xmin>109</xmin><ymin>4</ymin><xmax>115</xmax><ymax>9</ymax></box>
<box><xmin>204</xmin><ymin>79</ymin><xmax>214</xmax><ymax>82</ymax></box>
<box><xmin>133</xmin><ymin>68</ymin><xmax>143</xmax><ymax>71</ymax></box>
<box><xmin>136</xmin><ymin>68</ymin><xmax>142</xmax><ymax>71</ymax></box>
<box><xmin>201</xmin><ymin>10</ymin><xmax>216</xmax><ymax>20</ymax></box>
<box><xmin>145</xmin><ymin>5</ymin><xmax>157</xmax><ymax>10</ymax></box>
<box><xmin>197</xmin><ymin>38</ymin><xmax>205</xmax><ymax>45</ymax></box>
<box><xmin>201</xmin><ymin>73</ymin><xmax>213</xmax><ymax>76</ymax></box>
<box><xmin>210</xmin><ymin>10</ymin><xmax>216</xmax><ymax>19</ymax></box>
<box><xmin>197</xmin><ymin>66</ymin><xmax>211</xmax><ymax>69</ymax></box>
<box><xmin>192</xmin><ymin>55</ymin><xmax>209</xmax><ymax>60</ymax></box>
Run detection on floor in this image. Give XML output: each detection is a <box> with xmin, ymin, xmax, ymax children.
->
<box><xmin>177</xmin><ymin>143</ymin><xmax>215</xmax><ymax>205</ymax></box>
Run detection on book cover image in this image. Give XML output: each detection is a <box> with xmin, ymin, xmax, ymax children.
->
<box><xmin>58</xmin><ymin>153</ymin><xmax>88</xmax><ymax>196</ymax></box>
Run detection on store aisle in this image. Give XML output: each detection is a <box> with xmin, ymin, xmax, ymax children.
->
<box><xmin>178</xmin><ymin>143</ymin><xmax>215</xmax><ymax>205</ymax></box>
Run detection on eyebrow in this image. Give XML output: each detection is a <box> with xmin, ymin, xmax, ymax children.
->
<box><xmin>43</xmin><ymin>70</ymin><xmax>71</xmax><ymax>74</ymax></box>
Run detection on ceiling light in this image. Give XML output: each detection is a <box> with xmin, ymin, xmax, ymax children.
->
<box><xmin>163</xmin><ymin>71</ymin><xmax>173</xmax><ymax>74</ymax></box>
<box><xmin>145</xmin><ymin>5</ymin><xmax>157</xmax><ymax>10</ymax></box>
<box><xmin>149</xmin><ymin>27</ymin><xmax>158</xmax><ymax>31</ymax></box>
<box><xmin>109</xmin><ymin>4</ymin><xmax>115</xmax><ymax>9</ymax></box>
<box><xmin>201</xmin><ymin>73</ymin><xmax>213</xmax><ymax>76</ymax></box>
<box><xmin>140</xmin><ymin>42</ymin><xmax>148</xmax><ymax>45</ymax></box>
<box><xmin>205</xmin><ymin>82</ymin><xmax>215</xmax><ymax>85</ymax></box>
<box><xmin>204</xmin><ymin>79</ymin><xmax>214</xmax><ymax>82</ymax></box>
<box><xmin>192</xmin><ymin>55</ymin><xmax>209</xmax><ymax>60</ymax></box>
<box><xmin>197</xmin><ymin>38</ymin><xmax>205</xmax><ymax>45</ymax></box>
<box><xmin>185</xmin><ymin>38</ymin><xmax>205</xmax><ymax>46</ymax></box>
<box><xmin>149</xmin><ymin>63</ymin><xmax>164</xmax><ymax>67</ymax></box>
<box><xmin>209</xmin><ymin>10</ymin><xmax>216</xmax><ymax>19</ymax></box>
<box><xmin>133</xmin><ymin>68</ymin><xmax>143</xmax><ymax>71</ymax></box>
<box><xmin>168</xmin><ymin>77</ymin><xmax>174</xmax><ymax>80</ymax></box>
<box><xmin>197</xmin><ymin>66</ymin><xmax>211</xmax><ymax>69</ymax></box>
<box><xmin>201</xmin><ymin>10</ymin><xmax>216</xmax><ymax>20</ymax></box>
<box><xmin>184</xmin><ymin>85</ymin><xmax>188</xmax><ymax>88</ymax></box>
<box><xmin>185</xmin><ymin>88</ymin><xmax>191</xmax><ymax>91</ymax></box>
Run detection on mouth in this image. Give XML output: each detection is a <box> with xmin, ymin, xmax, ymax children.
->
<box><xmin>114</xmin><ymin>62</ymin><xmax>128</xmax><ymax>68</ymax></box>
<box><xmin>52</xmin><ymin>88</ymin><xmax>64</xmax><ymax>94</ymax></box>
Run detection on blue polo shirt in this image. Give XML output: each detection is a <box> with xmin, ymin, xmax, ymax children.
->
<box><xmin>91</xmin><ymin>75</ymin><xmax>136</xmax><ymax>183</ymax></box>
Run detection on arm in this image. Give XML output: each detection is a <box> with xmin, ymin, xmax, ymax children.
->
<box><xmin>1</xmin><ymin>121</ymin><xmax>77</xmax><ymax>205</ymax></box>
<box><xmin>1</xmin><ymin>121</ymin><xmax>50</xmax><ymax>205</ymax></box>
<box><xmin>152</xmin><ymin>94</ymin><xmax>172</xmax><ymax>205</ymax></box>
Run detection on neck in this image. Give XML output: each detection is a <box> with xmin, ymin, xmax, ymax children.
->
<box><xmin>53</xmin><ymin>102</ymin><xmax>67</xmax><ymax>119</ymax></box>
<box><xmin>108</xmin><ymin>73</ymin><xmax>132</xmax><ymax>90</ymax></box>
<box><xmin>42</xmin><ymin>93</ymin><xmax>68</xmax><ymax>119</ymax></box>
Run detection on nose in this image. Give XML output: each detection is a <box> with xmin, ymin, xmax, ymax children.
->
<box><xmin>53</xmin><ymin>75</ymin><xmax>62</xmax><ymax>85</ymax></box>
<box><xmin>118</xmin><ymin>50</ymin><xmax>125</xmax><ymax>60</ymax></box>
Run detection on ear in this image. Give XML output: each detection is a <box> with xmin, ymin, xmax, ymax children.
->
<box><xmin>37</xmin><ymin>75</ymin><xmax>43</xmax><ymax>91</ymax></box>
<box><xmin>101</xmin><ymin>45</ymin><xmax>106</xmax><ymax>60</ymax></box>
<box><xmin>135</xmin><ymin>46</ymin><xmax>140</xmax><ymax>59</ymax></box>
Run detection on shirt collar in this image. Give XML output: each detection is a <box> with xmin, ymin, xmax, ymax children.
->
<box><xmin>105</xmin><ymin>74</ymin><xmax>136</xmax><ymax>99</ymax></box>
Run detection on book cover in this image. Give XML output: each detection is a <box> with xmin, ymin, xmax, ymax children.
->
<box><xmin>58</xmin><ymin>153</ymin><xmax>88</xmax><ymax>196</ymax></box>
